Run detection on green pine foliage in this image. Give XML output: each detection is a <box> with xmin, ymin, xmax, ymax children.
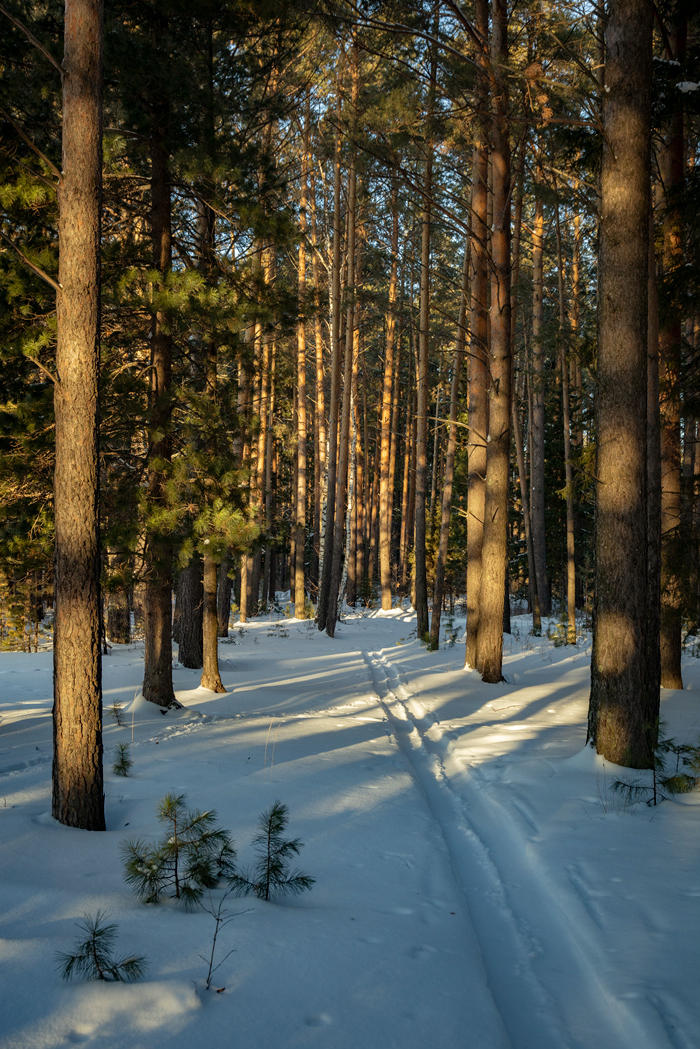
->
<box><xmin>112</xmin><ymin>742</ymin><xmax>133</xmax><ymax>777</ymax></box>
<box><xmin>108</xmin><ymin>701</ymin><xmax>126</xmax><ymax>727</ymax></box>
<box><xmin>56</xmin><ymin>911</ymin><xmax>147</xmax><ymax>982</ymax></box>
<box><xmin>612</xmin><ymin>729</ymin><xmax>700</xmax><ymax>807</ymax></box>
<box><xmin>121</xmin><ymin>793</ymin><xmax>236</xmax><ymax>907</ymax></box>
<box><xmin>229</xmin><ymin>800</ymin><xmax>314</xmax><ymax>902</ymax></box>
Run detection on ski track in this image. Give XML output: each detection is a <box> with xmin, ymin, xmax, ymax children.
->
<box><xmin>362</xmin><ymin>646</ymin><xmax>668</xmax><ymax>1049</ymax></box>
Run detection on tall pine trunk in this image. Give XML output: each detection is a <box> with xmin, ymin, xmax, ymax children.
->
<box><xmin>52</xmin><ymin>0</ymin><xmax>105</xmax><ymax>830</ymax></box>
<box><xmin>465</xmin><ymin>0</ymin><xmax>489</xmax><ymax>668</ymax></box>
<box><xmin>587</xmin><ymin>0</ymin><xmax>658</xmax><ymax>769</ymax></box>
<box><xmin>475</xmin><ymin>0</ymin><xmax>511</xmax><ymax>684</ymax></box>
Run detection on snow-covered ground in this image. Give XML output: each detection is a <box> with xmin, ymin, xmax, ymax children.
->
<box><xmin>0</xmin><ymin>610</ymin><xmax>698</xmax><ymax>1049</ymax></box>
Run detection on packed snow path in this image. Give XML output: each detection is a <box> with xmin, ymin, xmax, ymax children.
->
<box><xmin>0</xmin><ymin>610</ymin><xmax>698</xmax><ymax>1049</ymax></box>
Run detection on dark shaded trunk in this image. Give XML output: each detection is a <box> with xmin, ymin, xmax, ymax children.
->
<box><xmin>177</xmin><ymin>558</ymin><xmax>203</xmax><ymax>669</ymax></box>
<box><xmin>588</xmin><ymin>0</ymin><xmax>657</xmax><ymax>769</ymax></box>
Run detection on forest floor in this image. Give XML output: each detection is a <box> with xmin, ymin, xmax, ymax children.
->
<box><xmin>0</xmin><ymin>608</ymin><xmax>698</xmax><ymax>1049</ymax></box>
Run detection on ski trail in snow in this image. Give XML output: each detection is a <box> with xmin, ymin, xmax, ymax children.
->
<box><xmin>363</xmin><ymin>648</ymin><xmax>662</xmax><ymax>1049</ymax></box>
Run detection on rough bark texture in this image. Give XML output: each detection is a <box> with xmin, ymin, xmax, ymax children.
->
<box><xmin>201</xmin><ymin>552</ymin><xmax>225</xmax><ymax>692</ymax></box>
<box><xmin>379</xmin><ymin>190</ymin><xmax>399</xmax><ymax>611</ymax></box>
<box><xmin>177</xmin><ymin>558</ymin><xmax>203</xmax><ymax>669</ymax></box>
<box><xmin>465</xmin><ymin>0</ymin><xmax>489</xmax><ymax>669</ymax></box>
<box><xmin>530</xmin><ymin>148</ymin><xmax>550</xmax><ymax>618</ymax></box>
<box><xmin>142</xmin><ymin>21</ymin><xmax>176</xmax><ymax>709</ymax></box>
<box><xmin>294</xmin><ymin>100</ymin><xmax>309</xmax><ymax>618</ymax></box>
<box><xmin>475</xmin><ymin>0</ymin><xmax>510</xmax><ymax>684</ymax></box>
<box><xmin>657</xmin><ymin>13</ymin><xmax>686</xmax><ymax>690</ymax></box>
<box><xmin>52</xmin><ymin>0</ymin><xmax>105</xmax><ymax>831</ymax></box>
<box><xmin>588</xmin><ymin>0</ymin><xmax>657</xmax><ymax>768</ymax></box>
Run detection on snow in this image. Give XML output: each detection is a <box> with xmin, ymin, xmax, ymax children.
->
<box><xmin>1</xmin><ymin>611</ymin><xmax>698</xmax><ymax>1049</ymax></box>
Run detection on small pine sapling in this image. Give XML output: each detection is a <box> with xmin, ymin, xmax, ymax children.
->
<box><xmin>121</xmin><ymin>793</ymin><xmax>236</xmax><ymax>907</ymax></box>
<box><xmin>56</xmin><ymin>911</ymin><xmax>146</xmax><ymax>982</ymax></box>
<box><xmin>113</xmin><ymin>742</ymin><xmax>133</xmax><ymax>777</ymax></box>
<box><xmin>612</xmin><ymin>730</ymin><xmax>700</xmax><ymax>806</ymax></box>
<box><xmin>229</xmin><ymin>800</ymin><xmax>314</xmax><ymax>901</ymax></box>
<box><xmin>108</xmin><ymin>701</ymin><xmax>126</xmax><ymax>727</ymax></box>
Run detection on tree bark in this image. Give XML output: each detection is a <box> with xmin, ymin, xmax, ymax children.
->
<box><xmin>52</xmin><ymin>0</ymin><xmax>105</xmax><ymax>830</ymax></box>
<box><xmin>177</xmin><ymin>557</ymin><xmax>203</xmax><ymax>668</ymax></box>
<box><xmin>294</xmin><ymin>98</ymin><xmax>310</xmax><ymax>618</ymax></box>
<box><xmin>530</xmin><ymin>145</ymin><xmax>550</xmax><ymax>618</ymax></box>
<box><xmin>475</xmin><ymin>0</ymin><xmax>511</xmax><ymax>684</ymax></box>
<box><xmin>142</xmin><ymin>12</ymin><xmax>176</xmax><ymax>709</ymax></box>
<box><xmin>657</xmin><ymin>12</ymin><xmax>687</xmax><ymax>690</ymax></box>
<box><xmin>379</xmin><ymin>185</ymin><xmax>399</xmax><ymax>610</ymax></box>
<box><xmin>587</xmin><ymin>0</ymin><xmax>657</xmax><ymax>769</ymax></box>
<box><xmin>465</xmin><ymin>0</ymin><xmax>489</xmax><ymax>668</ymax></box>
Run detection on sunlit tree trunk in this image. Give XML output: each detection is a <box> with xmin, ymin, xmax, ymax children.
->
<box><xmin>475</xmin><ymin>0</ymin><xmax>511</xmax><ymax>683</ymax></box>
<box><xmin>52</xmin><ymin>0</ymin><xmax>105</xmax><ymax>830</ymax></box>
<box><xmin>380</xmin><ymin>187</ymin><xmax>399</xmax><ymax>610</ymax></box>
<box><xmin>555</xmin><ymin>198</ymin><xmax>576</xmax><ymax>644</ymax></box>
<box><xmin>587</xmin><ymin>0</ymin><xmax>657</xmax><ymax>769</ymax></box>
<box><xmin>294</xmin><ymin>97</ymin><xmax>310</xmax><ymax>618</ymax></box>
<box><xmin>465</xmin><ymin>0</ymin><xmax>489</xmax><ymax>668</ymax></box>
<box><xmin>530</xmin><ymin>145</ymin><xmax>550</xmax><ymax>619</ymax></box>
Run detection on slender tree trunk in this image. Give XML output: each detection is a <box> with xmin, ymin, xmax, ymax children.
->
<box><xmin>52</xmin><ymin>0</ymin><xmax>105</xmax><ymax>830</ymax></box>
<box><xmin>327</xmin><ymin>42</ymin><xmax>359</xmax><ymax>637</ymax></box>
<box><xmin>429</xmin><ymin>239</ymin><xmax>468</xmax><ymax>649</ymax></box>
<box><xmin>658</xmin><ymin>13</ymin><xmax>686</xmax><ymax>689</ymax></box>
<box><xmin>647</xmin><ymin>208</ymin><xmax>662</xmax><ymax>729</ymax></box>
<box><xmin>555</xmin><ymin>199</ymin><xmax>577</xmax><ymax>644</ymax></box>
<box><xmin>317</xmin><ymin>74</ymin><xmax>343</xmax><ymax>633</ymax></box>
<box><xmin>142</xmin><ymin>29</ymin><xmax>176</xmax><ymax>709</ymax></box>
<box><xmin>294</xmin><ymin>99</ymin><xmax>310</xmax><ymax>618</ymax></box>
<box><xmin>465</xmin><ymin>0</ymin><xmax>489</xmax><ymax>668</ymax></box>
<box><xmin>380</xmin><ymin>186</ymin><xmax>399</xmax><ymax>610</ymax></box>
<box><xmin>475</xmin><ymin>0</ymin><xmax>511</xmax><ymax>684</ymax></box>
<box><xmin>177</xmin><ymin>558</ymin><xmax>203</xmax><ymax>668</ymax></box>
<box><xmin>587</xmin><ymin>0</ymin><xmax>657</xmax><ymax>769</ymax></box>
<box><xmin>310</xmin><ymin>167</ymin><xmax>326</xmax><ymax>591</ymax></box>
<box><xmin>530</xmin><ymin>145</ymin><xmax>550</xmax><ymax>617</ymax></box>
<box><xmin>217</xmin><ymin>560</ymin><xmax>231</xmax><ymax>636</ymax></box>
<box><xmin>201</xmin><ymin>552</ymin><xmax>225</xmax><ymax>692</ymax></box>
<box><xmin>414</xmin><ymin>3</ymin><xmax>438</xmax><ymax>642</ymax></box>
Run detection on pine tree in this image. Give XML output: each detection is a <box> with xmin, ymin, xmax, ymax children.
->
<box><xmin>229</xmin><ymin>801</ymin><xmax>314</xmax><ymax>902</ymax></box>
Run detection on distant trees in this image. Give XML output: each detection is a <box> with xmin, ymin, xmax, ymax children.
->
<box><xmin>2</xmin><ymin>0</ymin><xmax>700</xmax><ymax>780</ymax></box>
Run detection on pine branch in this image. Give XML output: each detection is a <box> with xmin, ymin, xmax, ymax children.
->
<box><xmin>0</xmin><ymin>4</ymin><xmax>65</xmax><ymax>78</ymax></box>
<box><xmin>0</xmin><ymin>105</ymin><xmax>62</xmax><ymax>181</ymax></box>
<box><xmin>0</xmin><ymin>229</ymin><xmax>61</xmax><ymax>294</ymax></box>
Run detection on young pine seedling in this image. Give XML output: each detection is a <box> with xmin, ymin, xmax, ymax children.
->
<box><xmin>56</xmin><ymin>911</ymin><xmax>146</xmax><ymax>982</ymax></box>
<box><xmin>108</xmin><ymin>701</ymin><xmax>126</xmax><ymax>727</ymax></box>
<box><xmin>112</xmin><ymin>742</ymin><xmax>133</xmax><ymax>777</ymax></box>
<box><xmin>229</xmin><ymin>800</ymin><xmax>314</xmax><ymax>902</ymax></box>
<box><xmin>121</xmin><ymin>793</ymin><xmax>236</xmax><ymax>907</ymax></box>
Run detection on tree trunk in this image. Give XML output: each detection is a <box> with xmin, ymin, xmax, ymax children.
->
<box><xmin>555</xmin><ymin>198</ymin><xmax>577</xmax><ymax>644</ymax></box>
<box><xmin>201</xmin><ymin>552</ymin><xmax>225</xmax><ymax>692</ymax></box>
<box><xmin>177</xmin><ymin>558</ymin><xmax>203</xmax><ymax>668</ymax></box>
<box><xmin>52</xmin><ymin>0</ymin><xmax>105</xmax><ymax>830</ymax></box>
<box><xmin>379</xmin><ymin>186</ymin><xmax>399</xmax><ymax>610</ymax></box>
<box><xmin>429</xmin><ymin>238</ymin><xmax>467</xmax><ymax>650</ymax></box>
<box><xmin>530</xmin><ymin>145</ymin><xmax>550</xmax><ymax>617</ymax></box>
<box><xmin>414</xmin><ymin>3</ymin><xmax>438</xmax><ymax>642</ymax></box>
<box><xmin>657</xmin><ymin>12</ymin><xmax>686</xmax><ymax>690</ymax></box>
<box><xmin>465</xmin><ymin>0</ymin><xmax>489</xmax><ymax>668</ymax></box>
<box><xmin>587</xmin><ymin>0</ymin><xmax>657</xmax><ymax>769</ymax></box>
<box><xmin>142</xmin><ymin>16</ymin><xmax>176</xmax><ymax>710</ymax></box>
<box><xmin>316</xmin><ymin>74</ymin><xmax>343</xmax><ymax>633</ymax></box>
<box><xmin>294</xmin><ymin>98</ymin><xmax>310</xmax><ymax>618</ymax></box>
<box><xmin>475</xmin><ymin>0</ymin><xmax>511</xmax><ymax>684</ymax></box>
<box><xmin>217</xmin><ymin>559</ymin><xmax>231</xmax><ymax>636</ymax></box>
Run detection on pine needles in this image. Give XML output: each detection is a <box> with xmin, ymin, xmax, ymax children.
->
<box><xmin>228</xmin><ymin>800</ymin><xmax>315</xmax><ymax>901</ymax></box>
<box><xmin>112</xmin><ymin>742</ymin><xmax>133</xmax><ymax>777</ymax></box>
<box><xmin>56</xmin><ymin>911</ymin><xmax>146</xmax><ymax>982</ymax></box>
<box><xmin>612</xmin><ymin>730</ymin><xmax>700</xmax><ymax>807</ymax></box>
<box><xmin>121</xmin><ymin>793</ymin><xmax>236</xmax><ymax>907</ymax></box>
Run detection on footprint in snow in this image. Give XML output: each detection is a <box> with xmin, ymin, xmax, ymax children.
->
<box><xmin>305</xmin><ymin>1014</ymin><xmax>332</xmax><ymax>1027</ymax></box>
